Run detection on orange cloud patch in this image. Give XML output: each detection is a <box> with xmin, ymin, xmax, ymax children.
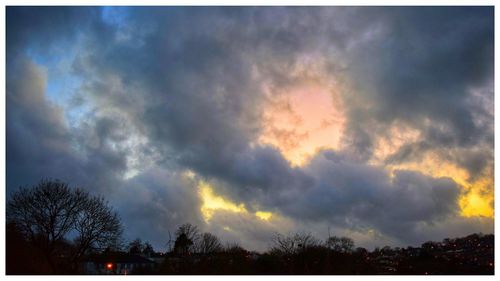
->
<box><xmin>258</xmin><ymin>77</ymin><xmax>346</xmax><ymax>167</ymax></box>
<box><xmin>371</xmin><ymin>123</ymin><xmax>422</xmax><ymax>164</ymax></box>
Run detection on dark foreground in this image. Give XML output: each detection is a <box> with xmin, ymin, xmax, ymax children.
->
<box><xmin>7</xmin><ymin>225</ymin><xmax>494</xmax><ymax>275</ymax></box>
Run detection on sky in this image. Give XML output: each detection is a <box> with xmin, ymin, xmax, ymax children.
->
<box><xmin>6</xmin><ymin>6</ymin><xmax>494</xmax><ymax>252</ymax></box>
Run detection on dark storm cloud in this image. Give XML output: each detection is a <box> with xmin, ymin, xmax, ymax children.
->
<box><xmin>6</xmin><ymin>7</ymin><xmax>98</xmax><ymax>63</ymax></box>
<box><xmin>6</xmin><ymin>6</ymin><xmax>494</xmax><ymax>250</ymax></box>
<box><xmin>344</xmin><ymin>7</ymin><xmax>494</xmax><ymax>162</ymax></box>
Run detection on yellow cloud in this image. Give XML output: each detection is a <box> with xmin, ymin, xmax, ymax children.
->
<box><xmin>459</xmin><ymin>173</ymin><xmax>494</xmax><ymax>218</ymax></box>
<box><xmin>255</xmin><ymin>211</ymin><xmax>273</xmax><ymax>221</ymax></box>
<box><xmin>198</xmin><ymin>180</ymin><xmax>275</xmax><ymax>223</ymax></box>
<box><xmin>460</xmin><ymin>190</ymin><xmax>494</xmax><ymax>218</ymax></box>
<box><xmin>386</xmin><ymin>153</ymin><xmax>471</xmax><ymax>188</ymax></box>
<box><xmin>371</xmin><ymin>124</ymin><xmax>493</xmax><ymax>219</ymax></box>
<box><xmin>199</xmin><ymin>181</ymin><xmax>247</xmax><ymax>222</ymax></box>
<box><xmin>384</xmin><ymin>153</ymin><xmax>493</xmax><ymax>218</ymax></box>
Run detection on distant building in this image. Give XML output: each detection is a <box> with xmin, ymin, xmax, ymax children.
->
<box><xmin>80</xmin><ymin>252</ymin><xmax>155</xmax><ymax>274</ymax></box>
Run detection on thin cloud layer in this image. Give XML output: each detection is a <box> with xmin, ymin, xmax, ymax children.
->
<box><xmin>6</xmin><ymin>7</ymin><xmax>493</xmax><ymax>251</ymax></box>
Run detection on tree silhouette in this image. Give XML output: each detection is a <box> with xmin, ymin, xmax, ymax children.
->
<box><xmin>174</xmin><ymin>233</ymin><xmax>193</xmax><ymax>255</ymax></box>
<box><xmin>196</xmin><ymin>232</ymin><xmax>223</xmax><ymax>254</ymax></box>
<box><xmin>127</xmin><ymin>239</ymin><xmax>155</xmax><ymax>257</ymax></box>
<box><xmin>271</xmin><ymin>232</ymin><xmax>319</xmax><ymax>256</ymax></box>
<box><xmin>128</xmin><ymin>238</ymin><xmax>144</xmax><ymax>255</ymax></box>
<box><xmin>326</xmin><ymin>236</ymin><xmax>354</xmax><ymax>253</ymax></box>
<box><xmin>6</xmin><ymin>179</ymin><xmax>122</xmax><ymax>273</ymax></box>
<box><xmin>173</xmin><ymin>223</ymin><xmax>200</xmax><ymax>255</ymax></box>
<box><xmin>72</xmin><ymin>195</ymin><xmax>122</xmax><ymax>263</ymax></box>
<box><xmin>143</xmin><ymin>242</ymin><xmax>155</xmax><ymax>257</ymax></box>
<box><xmin>175</xmin><ymin>223</ymin><xmax>200</xmax><ymax>242</ymax></box>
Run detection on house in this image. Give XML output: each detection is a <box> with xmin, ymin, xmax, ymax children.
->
<box><xmin>80</xmin><ymin>252</ymin><xmax>156</xmax><ymax>274</ymax></box>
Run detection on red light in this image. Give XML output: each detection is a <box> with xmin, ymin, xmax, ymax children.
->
<box><xmin>106</xmin><ymin>263</ymin><xmax>113</xmax><ymax>270</ymax></box>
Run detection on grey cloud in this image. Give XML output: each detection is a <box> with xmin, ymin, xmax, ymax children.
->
<box><xmin>109</xmin><ymin>168</ymin><xmax>204</xmax><ymax>250</ymax></box>
<box><xmin>5</xmin><ymin>57</ymin><xmax>128</xmax><ymax>194</ymax></box>
<box><xmin>287</xmin><ymin>150</ymin><xmax>465</xmax><ymax>245</ymax></box>
<box><xmin>7</xmin><ymin>58</ymin><xmax>78</xmax><ymax>190</ymax></box>
<box><xmin>343</xmin><ymin>7</ymin><xmax>493</xmax><ymax>158</ymax></box>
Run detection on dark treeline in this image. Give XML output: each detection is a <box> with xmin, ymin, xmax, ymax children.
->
<box><xmin>6</xmin><ymin>180</ymin><xmax>494</xmax><ymax>275</ymax></box>
<box><xmin>114</xmin><ymin>225</ymin><xmax>493</xmax><ymax>275</ymax></box>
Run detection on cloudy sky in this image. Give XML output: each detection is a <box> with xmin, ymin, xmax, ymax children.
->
<box><xmin>6</xmin><ymin>6</ymin><xmax>494</xmax><ymax>251</ymax></box>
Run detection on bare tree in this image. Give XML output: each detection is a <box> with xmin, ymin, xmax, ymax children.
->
<box><xmin>271</xmin><ymin>232</ymin><xmax>320</xmax><ymax>256</ymax></box>
<box><xmin>127</xmin><ymin>238</ymin><xmax>144</xmax><ymax>255</ymax></box>
<box><xmin>196</xmin><ymin>232</ymin><xmax>223</xmax><ymax>254</ymax></box>
<box><xmin>340</xmin><ymin>237</ymin><xmax>354</xmax><ymax>253</ymax></box>
<box><xmin>174</xmin><ymin>233</ymin><xmax>193</xmax><ymax>255</ymax></box>
<box><xmin>270</xmin><ymin>234</ymin><xmax>295</xmax><ymax>256</ymax></box>
<box><xmin>72</xmin><ymin>195</ymin><xmax>122</xmax><ymax>261</ymax></box>
<box><xmin>224</xmin><ymin>242</ymin><xmax>247</xmax><ymax>254</ymax></box>
<box><xmin>6</xmin><ymin>179</ymin><xmax>122</xmax><ymax>272</ymax></box>
<box><xmin>173</xmin><ymin>223</ymin><xmax>200</xmax><ymax>255</ymax></box>
<box><xmin>175</xmin><ymin>223</ymin><xmax>200</xmax><ymax>242</ymax></box>
<box><xmin>166</xmin><ymin>230</ymin><xmax>174</xmax><ymax>253</ymax></box>
<box><xmin>143</xmin><ymin>242</ymin><xmax>155</xmax><ymax>257</ymax></box>
<box><xmin>7</xmin><ymin>180</ymin><xmax>85</xmax><ymax>270</ymax></box>
<box><xmin>325</xmin><ymin>236</ymin><xmax>354</xmax><ymax>253</ymax></box>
